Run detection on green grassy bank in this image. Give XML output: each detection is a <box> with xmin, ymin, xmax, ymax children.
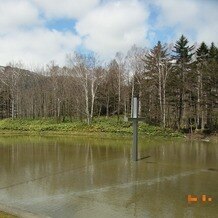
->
<box><xmin>0</xmin><ymin>211</ymin><xmax>17</xmax><ymax>218</ymax></box>
<box><xmin>0</xmin><ymin>117</ymin><xmax>182</xmax><ymax>137</ymax></box>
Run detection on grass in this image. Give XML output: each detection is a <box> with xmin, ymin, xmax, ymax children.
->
<box><xmin>0</xmin><ymin>211</ymin><xmax>18</xmax><ymax>218</ymax></box>
<box><xmin>0</xmin><ymin>117</ymin><xmax>183</xmax><ymax>137</ymax></box>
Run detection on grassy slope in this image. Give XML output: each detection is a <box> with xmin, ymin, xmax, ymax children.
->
<box><xmin>0</xmin><ymin>117</ymin><xmax>182</xmax><ymax>137</ymax></box>
<box><xmin>0</xmin><ymin>211</ymin><xmax>17</xmax><ymax>218</ymax></box>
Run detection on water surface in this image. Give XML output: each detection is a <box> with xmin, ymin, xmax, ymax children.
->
<box><xmin>0</xmin><ymin>135</ymin><xmax>217</xmax><ymax>218</ymax></box>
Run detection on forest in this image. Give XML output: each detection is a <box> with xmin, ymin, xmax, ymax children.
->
<box><xmin>0</xmin><ymin>35</ymin><xmax>217</xmax><ymax>133</ymax></box>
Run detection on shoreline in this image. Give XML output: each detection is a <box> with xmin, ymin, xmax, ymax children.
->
<box><xmin>0</xmin><ymin>130</ymin><xmax>217</xmax><ymax>143</ymax></box>
<box><xmin>0</xmin><ymin>118</ymin><xmax>216</xmax><ymax>140</ymax></box>
<box><xmin>0</xmin><ymin>203</ymin><xmax>50</xmax><ymax>218</ymax></box>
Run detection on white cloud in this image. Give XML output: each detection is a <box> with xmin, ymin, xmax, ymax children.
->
<box><xmin>0</xmin><ymin>0</ymin><xmax>40</xmax><ymax>33</ymax></box>
<box><xmin>155</xmin><ymin>0</ymin><xmax>198</xmax><ymax>27</ymax></box>
<box><xmin>0</xmin><ymin>0</ymin><xmax>82</xmax><ymax>67</ymax></box>
<box><xmin>32</xmin><ymin>0</ymin><xmax>100</xmax><ymax>19</ymax></box>
<box><xmin>154</xmin><ymin>0</ymin><xmax>218</xmax><ymax>44</ymax></box>
<box><xmin>76</xmin><ymin>0</ymin><xmax>149</xmax><ymax>59</ymax></box>
<box><xmin>0</xmin><ymin>28</ymin><xmax>81</xmax><ymax>66</ymax></box>
<box><xmin>1</xmin><ymin>0</ymin><xmax>216</xmax><ymax>68</ymax></box>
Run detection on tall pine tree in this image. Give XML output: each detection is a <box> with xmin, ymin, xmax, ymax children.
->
<box><xmin>172</xmin><ymin>35</ymin><xmax>195</xmax><ymax>129</ymax></box>
<box><xmin>207</xmin><ymin>42</ymin><xmax>218</xmax><ymax>130</ymax></box>
<box><xmin>195</xmin><ymin>42</ymin><xmax>209</xmax><ymax>130</ymax></box>
<box><xmin>144</xmin><ymin>41</ymin><xmax>171</xmax><ymax>127</ymax></box>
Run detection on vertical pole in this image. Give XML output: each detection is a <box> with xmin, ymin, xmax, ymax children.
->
<box><xmin>132</xmin><ymin>96</ymin><xmax>138</xmax><ymax>161</ymax></box>
<box><xmin>133</xmin><ymin>97</ymin><xmax>138</xmax><ymax>119</ymax></box>
<box><xmin>133</xmin><ymin>119</ymin><xmax>138</xmax><ymax>161</ymax></box>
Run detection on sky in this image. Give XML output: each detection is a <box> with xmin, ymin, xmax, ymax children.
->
<box><xmin>0</xmin><ymin>0</ymin><xmax>217</xmax><ymax>67</ymax></box>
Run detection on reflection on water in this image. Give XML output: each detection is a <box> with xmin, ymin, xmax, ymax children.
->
<box><xmin>0</xmin><ymin>136</ymin><xmax>217</xmax><ymax>218</ymax></box>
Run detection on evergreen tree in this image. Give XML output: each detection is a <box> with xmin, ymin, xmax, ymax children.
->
<box><xmin>172</xmin><ymin>35</ymin><xmax>195</xmax><ymax>129</ymax></box>
<box><xmin>196</xmin><ymin>42</ymin><xmax>209</xmax><ymax>61</ymax></box>
<box><xmin>144</xmin><ymin>41</ymin><xmax>171</xmax><ymax>127</ymax></box>
<box><xmin>208</xmin><ymin>42</ymin><xmax>218</xmax><ymax>60</ymax></box>
<box><xmin>207</xmin><ymin>42</ymin><xmax>218</xmax><ymax>130</ymax></box>
<box><xmin>173</xmin><ymin>35</ymin><xmax>194</xmax><ymax>63</ymax></box>
<box><xmin>195</xmin><ymin>42</ymin><xmax>209</xmax><ymax>130</ymax></box>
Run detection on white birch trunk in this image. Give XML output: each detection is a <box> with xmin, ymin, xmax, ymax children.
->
<box><xmin>163</xmin><ymin>81</ymin><xmax>166</xmax><ymax>128</ymax></box>
<box><xmin>90</xmin><ymin>80</ymin><xmax>96</xmax><ymax>122</ymax></box>
<box><xmin>197</xmin><ymin>70</ymin><xmax>201</xmax><ymax>129</ymax></box>
<box><xmin>84</xmin><ymin>74</ymin><xmax>90</xmax><ymax>125</ymax></box>
<box><xmin>158</xmin><ymin>63</ymin><xmax>163</xmax><ymax>124</ymax></box>
<box><xmin>11</xmin><ymin>98</ymin><xmax>15</xmax><ymax>119</ymax></box>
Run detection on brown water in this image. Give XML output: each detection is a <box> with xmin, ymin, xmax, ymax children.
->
<box><xmin>0</xmin><ymin>135</ymin><xmax>217</xmax><ymax>218</ymax></box>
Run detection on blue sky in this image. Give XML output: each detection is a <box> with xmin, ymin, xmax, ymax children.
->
<box><xmin>0</xmin><ymin>0</ymin><xmax>217</xmax><ymax>67</ymax></box>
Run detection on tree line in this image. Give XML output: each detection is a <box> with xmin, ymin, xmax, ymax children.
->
<box><xmin>0</xmin><ymin>35</ymin><xmax>217</xmax><ymax>132</ymax></box>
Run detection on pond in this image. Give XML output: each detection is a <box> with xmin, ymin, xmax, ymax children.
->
<box><xmin>0</xmin><ymin>135</ymin><xmax>217</xmax><ymax>218</ymax></box>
